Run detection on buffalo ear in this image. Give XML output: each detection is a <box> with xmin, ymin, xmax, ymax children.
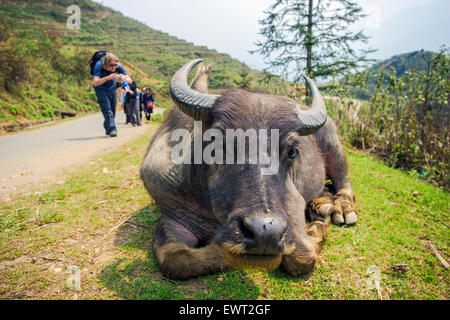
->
<box><xmin>190</xmin><ymin>63</ymin><xmax>214</xmax><ymax>94</ymax></box>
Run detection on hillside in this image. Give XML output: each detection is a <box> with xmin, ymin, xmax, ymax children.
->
<box><xmin>368</xmin><ymin>50</ymin><xmax>436</xmax><ymax>79</ymax></box>
<box><xmin>349</xmin><ymin>50</ymin><xmax>439</xmax><ymax>100</ymax></box>
<box><xmin>0</xmin><ymin>0</ymin><xmax>284</xmax><ymax>131</ymax></box>
<box><xmin>323</xmin><ymin>47</ymin><xmax>449</xmax><ymax>189</ymax></box>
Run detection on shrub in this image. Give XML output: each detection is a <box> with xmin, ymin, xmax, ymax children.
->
<box><xmin>8</xmin><ymin>105</ymin><xmax>19</xmax><ymax>115</ymax></box>
<box><xmin>0</xmin><ymin>34</ymin><xmax>32</xmax><ymax>92</ymax></box>
<box><xmin>329</xmin><ymin>46</ymin><xmax>449</xmax><ymax>189</ymax></box>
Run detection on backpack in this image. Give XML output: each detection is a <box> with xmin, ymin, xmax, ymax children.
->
<box><xmin>89</xmin><ymin>50</ymin><xmax>108</xmax><ymax>75</ymax></box>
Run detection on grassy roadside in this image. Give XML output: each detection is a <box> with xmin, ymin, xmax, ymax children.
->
<box><xmin>0</xmin><ymin>111</ymin><xmax>100</xmax><ymax>137</ymax></box>
<box><xmin>0</xmin><ymin>122</ymin><xmax>448</xmax><ymax>300</ymax></box>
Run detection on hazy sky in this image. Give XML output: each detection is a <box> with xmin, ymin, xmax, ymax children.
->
<box><xmin>93</xmin><ymin>0</ymin><xmax>449</xmax><ymax>70</ymax></box>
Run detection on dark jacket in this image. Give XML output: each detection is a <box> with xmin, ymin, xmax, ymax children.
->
<box><xmin>125</xmin><ymin>81</ymin><xmax>138</xmax><ymax>103</ymax></box>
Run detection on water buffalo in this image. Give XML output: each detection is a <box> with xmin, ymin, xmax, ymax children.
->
<box><xmin>140</xmin><ymin>59</ymin><xmax>357</xmax><ymax>280</ymax></box>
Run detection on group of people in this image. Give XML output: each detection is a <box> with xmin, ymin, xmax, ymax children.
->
<box><xmin>92</xmin><ymin>52</ymin><xmax>155</xmax><ymax>137</ymax></box>
<box><xmin>120</xmin><ymin>80</ymin><xmax>154</xmax><ymax>127</ymax></box>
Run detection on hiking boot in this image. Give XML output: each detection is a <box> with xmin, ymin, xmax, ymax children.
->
<box><xmin>109</xmin><ymin>130</ymin><xmax>117</xmax><ymax>137</ymax></box>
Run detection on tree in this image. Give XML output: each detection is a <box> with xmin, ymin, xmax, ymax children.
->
<box><xmin>235</xmin><ymin>63</ymin><xmax>253</xmax><ymax>90</ymax></box>
<box><xmin>252</xmin><ymin>0</ymin><xmax>375</xmax><ymax>83</ymax></box>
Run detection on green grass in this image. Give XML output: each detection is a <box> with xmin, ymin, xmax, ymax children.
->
<box><xmin>0</xmin><ymin>123</ymin><xmax>448</xmax><ymax>300</ymax></box>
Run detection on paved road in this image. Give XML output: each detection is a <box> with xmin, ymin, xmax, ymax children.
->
<box><xmin>0</xmin><ymin>110</ymin><xmax>163</xmax><ymax>202</ymax></box>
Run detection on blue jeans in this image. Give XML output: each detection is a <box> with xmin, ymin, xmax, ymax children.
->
<box><xmin>94</xmin><ymin>87</ymin><xmax>117</xmax><ymax>134</ymax></box>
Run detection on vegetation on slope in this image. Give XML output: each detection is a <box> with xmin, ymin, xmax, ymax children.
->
<box><xmin>0</xmin><ymin>0</ymin><xmax>285</xmax><ymax>130</ymax></box>
<box><xmin>369</xmin><ymin>50</ymin><xmax>437</xmax><ymax>80</ymax></box>
<box><xmin>325</xmin><ymin>47</ymin><xmax>449</xmax><ymax>188</ymax></box>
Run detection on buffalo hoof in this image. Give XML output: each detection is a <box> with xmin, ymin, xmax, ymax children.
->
<box><xmin>319</xmin><ymin>203</ymin><xmax>333</xmax><ymax>216</ymax></box>
<box><xmin>331</xmin><ymin>213</ymin><xmax>345</xmax><ymax>225</ymax></box>
<box><xmin>308</xmin><ymin>197</ymin><xmax>333</xmax><ymax>224</ymax></box>
<box><xmin>344</xmin><ymin>211</ymin><xmax>358</xmax><ymax>225</ymax></box>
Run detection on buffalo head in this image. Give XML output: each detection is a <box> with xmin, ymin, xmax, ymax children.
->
<box><xmin>168</xmin><ymin>59</ymin><xmax>328</xmax><ymax>272</ymax></box>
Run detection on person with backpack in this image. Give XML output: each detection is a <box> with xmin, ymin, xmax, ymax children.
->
<box><xmin>91</xmin><ymin>52</ymin><xmax>131</xmax><ymax>137</ymax></box>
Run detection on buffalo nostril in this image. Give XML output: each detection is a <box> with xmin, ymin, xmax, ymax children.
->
<box><xmin>239</xmin><ymin>218</ymin><xmax>256</xmax><ymax>241</ymax></box>
<box><xmin>242</xmin><ymin>216</ymin><xmax>287</xmax><ymax>254</ymax></box>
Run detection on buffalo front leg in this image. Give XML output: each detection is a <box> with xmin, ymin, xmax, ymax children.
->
<box><xmin>331</xmin><ymin>188</ymin><xmax>357</xmax><ymax>225</ymax></box>
<box><xmin>282</xmin><ymin>221</ymin><xmax>327</xmax><ymax>276</ymax></box>
<box><xmin>282</xmin><ymin>187</ymin><xmax>328</xmax><ymax>276</ymax></box>
<box><xmin>315</xmin><ymin>119</ymin><xmax>358</xmax><ymax>225</ymax></box>
<box><xmin>310</xmin><ymin>133</ymin><xmax>358</xmax><ymax>225</ymax></box>
<box><xmin>307</xmin><ymin>188</ymin><xmax>334</xmax><ymax>225</ymax></box>
<box><xmin>325</xmin><ymin>145</ymin><xmax>357</xmax><ymax>225</ymax></box>
<box><xmin>153</xmin><ymin>217</ymin><xmax>227</xmax><ymax>280</ymax></box>
<box><xmin>326</xmin><ymin>142</ymin><xmax>358</xmax><ymax>225</ymax></box>
<box><xmin>307</xmin><ymin>184</ymin><xmax>357</xmax><ymax>226</ymax></box>
<box><xmin>308</xmin><ymin>187</ymin><xmax>357</xmax><ymax>225</ymax></box>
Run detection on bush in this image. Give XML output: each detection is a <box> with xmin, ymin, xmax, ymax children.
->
<box><xmin>329</xmin><ymin>46</ymin><xmax>449</xmax><ymax>189</ymax></box>
<box><xmin>8</xmin><ymin>105</ymin><xmax>19</xmax><ymax>115</ymax></box>
<box><xmin>0</xmin><ymin>31</ymin><xmax>32</xmax><ymax>92</ymax></box>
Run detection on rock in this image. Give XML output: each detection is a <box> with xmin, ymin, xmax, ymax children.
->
<box><xmin>390</xmin><ymin>263</ymin><xmax>409</xmax><ymax>274</ymax></box>
<box><xmin>52</xmin><ymin>267</ymin><xmax>63</xmax><ymax>273</ymax></box>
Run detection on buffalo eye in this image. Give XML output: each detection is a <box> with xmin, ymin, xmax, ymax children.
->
<box><xmin>288</xmin><ymin>148</ymin><xmax>298</xmax><ymax>159</ymax></box>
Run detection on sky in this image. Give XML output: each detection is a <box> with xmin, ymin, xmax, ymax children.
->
<box><xmin>93</xmin><ymin>0</ymin><xmax>449</xmax><ymax>71</ymax></box>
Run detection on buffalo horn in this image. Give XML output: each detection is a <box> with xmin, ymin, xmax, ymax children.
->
<box><xmin>170</xmin><ymin>59</ymin><xmax>220</xmax><ymax>121</ymax></box>
<box><xmin>296</xmin><ymin>76</ymin><xmax>328</xmax><ymax>135</ymax></box>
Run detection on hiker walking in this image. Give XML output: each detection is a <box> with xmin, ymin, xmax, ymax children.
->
<box><xmin>125</xmin><ymin>74</ymin><xmax>142</xmax><ymax>127</ymax></box>
<box><xmin>142</xmin><ymin>88</ymin><xmax>155</xmax><ymax>121</ymax></box>
<box><xmin>91</xmin><ymin>52</ymin><xmax>131</xmax><ymax>137</ymax></box>
<box><xmin>122</xmin><ymin>81</ymin><xmax>131</xmax><ymax>124</ymax></box>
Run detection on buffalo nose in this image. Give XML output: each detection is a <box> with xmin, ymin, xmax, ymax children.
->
<box><xmin>241</xmin><ymin>216</ymin><xmax>287</xmax><ymax>255</ymax></box>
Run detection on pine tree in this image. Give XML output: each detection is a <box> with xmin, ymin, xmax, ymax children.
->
<box><xmin>235</xmin><ymin>63</ymin><xmax>252</xmax><ymax>90</ymax></box>
<box><xmin>252</xmin><ymin>0</ymin><xmax>375</xmax><ymax>83</ymax></box>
